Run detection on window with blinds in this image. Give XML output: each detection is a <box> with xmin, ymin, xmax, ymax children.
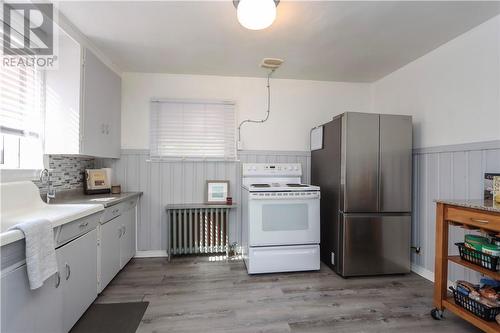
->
<box><xmin>150</xmin><ymin>100</ymin><xmax>236</xmax><ymax>160</ymax></box>
<box><xmin>0</xmin><ymin>8</ymin><xmax>46</xmax><ymax>169</ymax></box>
<box><xmin>0</xmin><ymin>63</ymin><xmax>45</xmax><ymax>169</ymax></box>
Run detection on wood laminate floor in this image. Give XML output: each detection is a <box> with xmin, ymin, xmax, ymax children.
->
<box><xmin>95</xmin><ymin>257</ymin><xmax>481</xmax><ymax>333</ymax></box>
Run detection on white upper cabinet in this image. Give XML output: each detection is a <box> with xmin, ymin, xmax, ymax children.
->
<box><xmin>44</xmin><ymin>27</ymin><xmax>121</xmax><ymax>158</ymax></box>
<box><xmin>81</xmin><ymin>49</ymin><xmax>121</xmax><ymax>158</ymax></box>
<box><xmin>44</xmin><ymin>29</ymin><xmax>82</xmax><ymax>155</ymax></box>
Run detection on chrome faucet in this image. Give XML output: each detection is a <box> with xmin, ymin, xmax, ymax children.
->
<box><xmin>40</xmin><ymin>169</ymin><xmax>56</xmax><ymax>203</ymax></box>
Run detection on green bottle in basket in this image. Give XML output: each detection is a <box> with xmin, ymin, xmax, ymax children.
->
<box><xmin>481</xmin><ymin>243</ymin><xmax>500</xmax><ymax>257</ymax></box>
<box><xmin>465</xmin><ymin>234</ymin><xmax>489</xmax><ymax>251</ymax></box>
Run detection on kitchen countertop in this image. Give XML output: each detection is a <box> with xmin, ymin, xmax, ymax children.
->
<box><xmin>435</xmin><ymin>199</ymin><xmax>500</xmax><ymax>213</ymax></box>
<box><xmin>47</xmin><ymin>190</ymin><xmax>143</xmax><ymax>207</ymax></box>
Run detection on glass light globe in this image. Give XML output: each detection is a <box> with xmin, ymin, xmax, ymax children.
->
<box><xmin>237</xmin><ymin>0</ymin><xmax>277</xmax><ymax>30</ymax></box>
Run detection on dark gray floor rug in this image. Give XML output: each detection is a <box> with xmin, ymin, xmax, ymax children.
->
<box><xmin>70</xmin><ymin>302</ymin><xmax>149</xmax><ymax>333</ymax></box>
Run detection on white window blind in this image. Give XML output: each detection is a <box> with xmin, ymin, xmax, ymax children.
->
<box><xmin>0</xmin><ymin>18</ymin><xmax>45</xmax><ymax>169</ymax></box>
<box><xmin>0</xmin><ymin>66</ymin><xmax>44</xmax><ymax>137</ymax></box>
<box><xmin>150</xmin><ymin>100</ymin><xmax>236</xmax><ymax>160</ymax></box>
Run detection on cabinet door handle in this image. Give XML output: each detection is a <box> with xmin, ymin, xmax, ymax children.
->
<box><xmin>118</xmin><ymin>228</ymin><xmax>122</xmax><ymax>238</ymax></box>
<box><xmin>79</xmin><ymin>221</ymin><xmax>88</xmax><ymax>228</ymax></box>
<box><xmin>55</xmin><ymin>272</ymin><xmax>61</xmax><ymax>288</ymax></box>
<box><xmin>65</xmin><ymin>263</ymin><xmax>71</xmax><ymax>280</ymax></box>
<box><xmin>123</xmin><ymin>226</ymin><xmax>126</xmax><ymax>235</ymax></box>
<box><xmin>101</xmin><ymin>124</ymin><xmax>106</xmax><ymax>134</ymax></box>
<box><xmin>471</xmin><ymin>218</ymin><xmax>489</xmax><ymax>224</ymax></box>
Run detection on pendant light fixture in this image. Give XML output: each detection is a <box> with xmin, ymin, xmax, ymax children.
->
<box><xmin>233</xmin><ymin>0</ymin><xmax>280</xmax><ymax>30</ymax></box>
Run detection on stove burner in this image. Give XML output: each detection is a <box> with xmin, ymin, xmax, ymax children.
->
<box><xmin>252</xmin><ymin>184</ymin><xmax>271</xmax><ymax>188</ymax></box>
<box><xmin>286</xmin><ymin>184</ymin><xmax>309</xmax><ymax>187</ymax></box>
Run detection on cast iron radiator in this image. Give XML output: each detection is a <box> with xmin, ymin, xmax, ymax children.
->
<box><xmin>166</xmin><ymin>206</ymin><xmax>230</xmax><ymax>258</ymax></box>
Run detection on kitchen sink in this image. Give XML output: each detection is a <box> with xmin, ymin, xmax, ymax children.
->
<box><xmin>0</xmin><ymin>181</ymin><xmax>104</xmax><ymax>245</ymax></box>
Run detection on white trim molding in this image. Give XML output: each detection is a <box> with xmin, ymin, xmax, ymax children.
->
<box><xmin>134</xmin><ymin>250</ymin><xmax>168</xmax><ymax>258</ymax></box>
<box><xmin>411</xmin><ymin>263</ymin><xmax>434</xmax><ymax>282</ymax></box>
<box><xmin>413</xmin><ymin>140</ymin><xmax>500</xmax><ymax>155</ymax></box>
<box><xmin>238</xmin><ymin>149</ymin><xmax>311</xmax><ymax>157</ymax></box>
<box><xmin>411</xmin><ymin>263</ymin><xmax>454</xmax><ymax>289</ymax></box>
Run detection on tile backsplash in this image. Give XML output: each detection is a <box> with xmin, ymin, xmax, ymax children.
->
<box><xmin>34</xmin><ymin>155</ymin><xmax>95</xmax><ymax>194</ymax></box>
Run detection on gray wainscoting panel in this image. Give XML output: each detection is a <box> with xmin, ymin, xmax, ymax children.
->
<box><xmin>238</xmin><ymin>150</ymin><xmax>311</xmax><ymax>184</ymax></box>
<box><xmin>103</xmin><ymin>150</ymin><xmax>311</xmax><ymax>252</ymax></box>
<box><xmin>412</xmin><ymin>141</ymin><xmax>500</xmax><ymax>282</ymax></box>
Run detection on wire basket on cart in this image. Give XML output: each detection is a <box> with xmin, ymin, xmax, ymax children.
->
<box><xmin>450</xmin><ymin>287</ymin><xmax>500</xmax><ymax>321</ymax></box>
<box><xmin>455</xmin><ymin>242</ymin><xmax>499</xmax><ymax>272</ymax></box>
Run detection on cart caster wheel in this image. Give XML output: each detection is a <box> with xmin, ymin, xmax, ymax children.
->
<box><xmin>431</xmin><ymin>308</ymin><xmax>444</xmax><ymax>320</ymax></box>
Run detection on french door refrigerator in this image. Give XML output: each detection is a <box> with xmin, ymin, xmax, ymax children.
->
<box><xmin>311</xmin><ymin>112</ymin><xmax>412</xmax><ymax>277</ymax></box>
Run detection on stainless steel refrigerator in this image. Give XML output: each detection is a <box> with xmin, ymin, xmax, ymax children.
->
<box><xmin>311</xmin><ymin>112</ymin><xmax>412</xmax><ymax>277</ymax></box>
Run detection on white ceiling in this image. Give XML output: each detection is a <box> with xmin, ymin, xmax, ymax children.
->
<box><xmin>58</xmin><ymin>1</ymin><xmax>500</xmax><ymax>82</ymax></box>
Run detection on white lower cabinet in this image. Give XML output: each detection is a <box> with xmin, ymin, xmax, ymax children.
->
<box><xmin>56</xmin><ymin>229</ymin><xmax>98</xmax><ymax>332</ymax></box>
<box><xmin>100</xmin><ymin>215</ymin><xmax>122</xmax><ymax>290</ymax></box>
<box><xmin>1</xmin><ymin>201</ymin><xmax>138</xmax><ymax>332</ymax></box>
<box><xmin>1</xmin><ymin>265</ymin><xmax>63</xmax><ymax>333</ymax></box>
<box><xmin>99</xmin><ymin>205</ymin><xmax>136</xmax><ymax>292</ymax></box>
<box><xmin>120</xmin><ymin>208</ymin><xmax>135</xmax><ymax>268</ymax></box>
<box><xmin>1</xmin><ymin>229</ymin><xmax>98</xmax><ymax>333</ymax></box>
<box><xmin>99</xmin><ymin>207</ymin><xmax>136</xmax><ymax>292</ymax></box>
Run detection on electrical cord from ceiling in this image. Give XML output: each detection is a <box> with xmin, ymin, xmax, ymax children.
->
<box><xmin>237</xmin><ymin>68</ymin><xmax>275</xmax><ymax>149</ymax></box>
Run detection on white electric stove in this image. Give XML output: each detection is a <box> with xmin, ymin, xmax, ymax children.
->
<box><xmin>241</xmin><ymin>163</ymin><xmax>321</xmax><ymax>274</ymax></box>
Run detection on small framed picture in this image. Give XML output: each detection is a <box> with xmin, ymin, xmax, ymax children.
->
<box><xmin>206</xmin><ymin>180</ymin><xmax>230</xmax><ymax>204</ymax></box>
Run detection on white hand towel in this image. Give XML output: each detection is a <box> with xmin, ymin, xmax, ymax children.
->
<box><xmin>9</xmin><ymin>219</ymin><xmax>58</xmax><ymax>290</ymax></box>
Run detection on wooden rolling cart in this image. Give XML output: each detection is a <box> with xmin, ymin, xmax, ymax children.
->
<box><xmin>432</xmin><ymin>200</ymin><xmax>500</xmax><ymax>332</ymax></box>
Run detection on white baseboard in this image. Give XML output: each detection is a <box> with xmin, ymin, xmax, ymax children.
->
<box><xmin>411</xmin><ymin>263</ymin><xmax>434</xmax><ymax>282</ymax></box>
<box><xmin>134</xmin><ymin>250</ymin><xmax>168</xmax><ymax>258</ymax></box>
<box><xmin>411</xmin><ymin>263</ymin><xmax>454</xmax><ymax>288</ymax></box>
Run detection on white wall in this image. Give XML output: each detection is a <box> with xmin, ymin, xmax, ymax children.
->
<box><xmin>121</xmin><ymin>73</ymin><xmax>370</xmax><ymax>151</ymax></box>
<box><xmin>57</xmin><ymin>12</ymin><xmax>121</xmax><ymax>76</ymax></box>
<box><xmin>122</xmin><ymin>16</ymin><xmax>500</xmax><ymax>151</ymax></box>
<box><xmin>371</xmin><ymin>15</ymin><xmax>500</xmax><ymax>149</ymax></box>
<box><xmin>369</xmin><ymin>15</ymin><xmax>500</xmax><ymax>284</ymax></box>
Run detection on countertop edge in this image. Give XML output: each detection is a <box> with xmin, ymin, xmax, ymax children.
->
<box><xmin>434</xmin><ymin>199</ymin><xmax>500</xmax><ymax>213</ymax></box>
<box><xmin>0</xmin><ymin>205</ymin><xmax>104</xmax><ymax>247</ymax></box>
<box><xmin>47</xmin><ymin>191</ymin><xmax>143</xmax><ymax>207</ymax></box>
<box><xmin>102</xmin><ymin>192</ymin><xmax>143</xmax><ymax>207</ymax></box>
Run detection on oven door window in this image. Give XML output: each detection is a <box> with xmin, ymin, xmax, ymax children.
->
<box><xmin>262</xmin><ymin>203</ymin><xmax>309</xmax><ymax>231</ymax></box>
